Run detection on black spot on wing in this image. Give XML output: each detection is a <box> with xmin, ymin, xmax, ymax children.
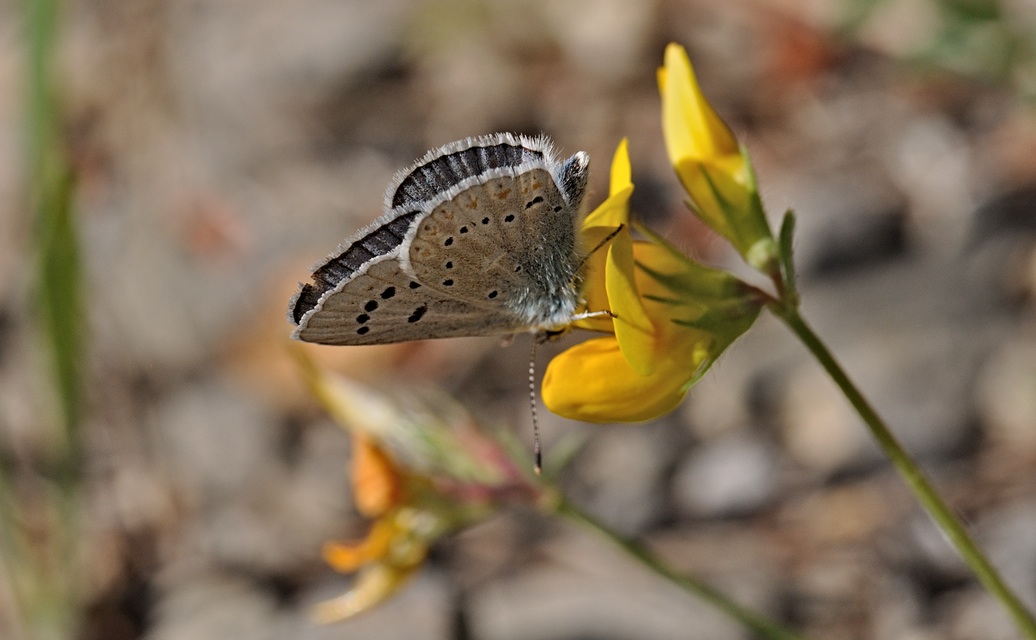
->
<box><xmin>408</xmin><ymin>305</ymin><xmax>427</xmax><ymax>323</ymax></box>
<box><xmin>289</xmin><ymin>210</ymin><xmax>420</xmax><ymax>325</ymax></box>
<box><xmin>391</xmin><ymin>142</ymin><xmax>544</xmax><ymax>208</ymax></box>
<box><xmin>525</xmin><ymin>195</ymin><xmax>544</xmax><ymax>209</ymax></box>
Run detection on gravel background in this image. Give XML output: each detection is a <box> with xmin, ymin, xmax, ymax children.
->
<box><xmin>2</xmin><ymin>1</ymin><xmax>1036</xmax><ymax>639</ymax></box>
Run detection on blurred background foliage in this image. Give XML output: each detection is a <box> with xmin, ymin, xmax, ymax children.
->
<box><xmin>842</xmin><ymin>0</ymin><xmax>1036</xmax><ymax>94</ymax></box>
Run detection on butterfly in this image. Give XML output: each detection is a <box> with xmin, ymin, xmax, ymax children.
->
<box><xmin>288</xmin><ymin>133</ymin><xmax>592</xmax><ymax>345</ymax></box>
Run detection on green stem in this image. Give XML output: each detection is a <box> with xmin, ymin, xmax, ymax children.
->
<box><xmin>773</xmin><ymin>304</ymin><xmax>1036</xmax><ymax>638</ymax></box>
<box><xmin>555</xmin><ymin>497</ymin><xmax>810</xmax><ymax>640</ymax></box>
<box><xmin>5</xmin><ymin>0</ymin><xmax>83</xmax><ymax>638</ymax></box>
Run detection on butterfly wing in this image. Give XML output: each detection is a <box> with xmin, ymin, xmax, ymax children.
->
<box><xmin>292</xmin><ymin>255</ymin><xmax>525</xmax><ymax>344</ymax></box>
<box><xmin>289</xmin><ymin>133</ymin><xmax>590</xmax><ymax>345</ymax></box>
<box><xmin>407</xmin><ymin>168</ymin><xmax>583</xmax><ymax>330</ymax></box>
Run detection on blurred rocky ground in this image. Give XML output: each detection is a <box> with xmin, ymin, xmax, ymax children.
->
<box><xmin>2</xmin><ymin>1</ymin><xmax>1036</xmax><ymax>639</ymax></box>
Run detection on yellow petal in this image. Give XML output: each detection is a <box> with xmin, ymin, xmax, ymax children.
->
<box><xmin>542</xmin><ymin>336</ymin><xmax>690</xmax><ymax>423</ymax></box>
<box><xmin>312</xmin><ymin>563</ymin><xmax>419</xmax><ymax>623</ymax></box>
<box><xmin>322</xmin><ymin>516</ymin><xmax>398</xmax><ymax>572</ymax></box>
<box><xmin>573</xmin><ymin>225</ymin><xmax>619</xmax><ymax>333</ymax></box>
<box><xmin>576</xmin><ymin>138</ymin><xmax>636</xmax><ymax>334</ymax></box>
<box><xmin>609</xmin><ymin>137</ymin><xmax>632</xmax><ymax>197</ymax></box>
<box><xmin>659</xmin><ymin>43</ymin><xmax>739</xmax><ymax>167</ymax></box>
<box><xmin>671</xmin><ymin>158</ymin><xmax>752</xmax><ymax>244</ymax></box>
<box><xmin>582</xmin><ymin>139</ymin><xmax>633</xmax><ymax>229</ymax></box>
<box><xmin>583</xmin><ymin>185</ymin><xmax>633</xmax><ymax>232</ymax></box>
<box><xmin>632</xmin><ymin>239</ymin><xmax>742</xmax><ymax>301</ymax></box>
<box><xmin>605</xmin><ymin>228</ymin><xmax>655</xmax><ymax>375</ymax></box>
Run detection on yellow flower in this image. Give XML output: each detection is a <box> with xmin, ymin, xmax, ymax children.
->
<box><xmin>294</xmin><ymin>349</ymin><xmax>545</xmax><ymax>622</ymax></box>
<box><xmin>659</xmin><ymin>43</ymin><xmax>775</xmax><ymax>270</ymax></box>
<box><xmin>543</xmin><ymin>141</ymin><xmax>762</xmax><ymax>423</ymax></box>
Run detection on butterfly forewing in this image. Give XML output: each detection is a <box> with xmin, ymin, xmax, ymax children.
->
<box><xmin>293</xmin><ymin>258</ymin><xmax>527</xmax><ymax>344</ymax></box>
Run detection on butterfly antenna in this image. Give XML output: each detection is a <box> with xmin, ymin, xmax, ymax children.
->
<box><xmin>575</xmin><ymin>223</ymin><xmax>625</xmax><ymax>274</ymax></box>
<box><xmin>529</xmin><ymin>339</ymin><xmax>542</xmax><ymax>475</ymax></box>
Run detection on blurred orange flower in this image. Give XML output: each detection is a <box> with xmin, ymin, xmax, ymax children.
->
<box><xmin>315</xmin><ymin>434</ymin><xmax>432</xmax><ymax>622</ymax></box>
<box><xmin>294</xmin><ymin>349</ymin><xmax>545</xmax><ymax>622</ymax></box>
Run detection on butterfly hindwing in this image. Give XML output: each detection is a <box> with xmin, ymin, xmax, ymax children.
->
<box><xmin>292</xmin><ymin>256</ymin><xmax>524</xmax><ymax>345</ymax></box>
